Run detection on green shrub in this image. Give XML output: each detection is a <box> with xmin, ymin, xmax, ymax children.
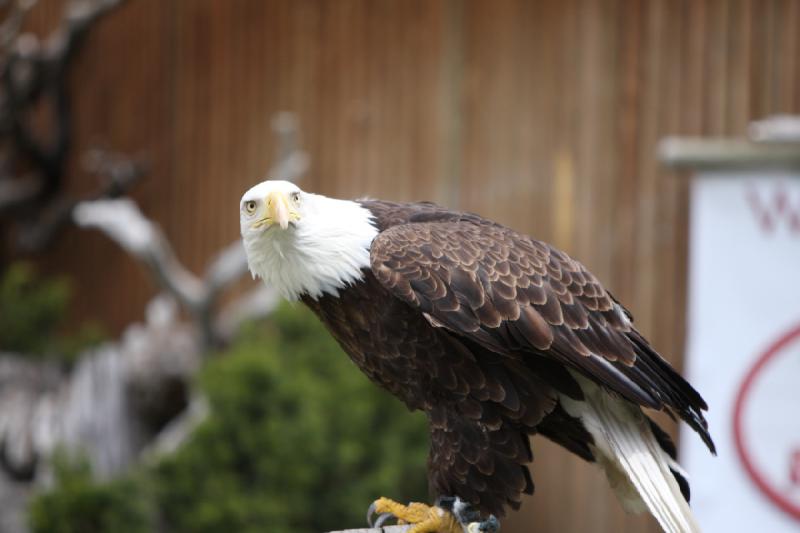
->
<box><xmin>154</xmin><ymin>304</ymin><xmax>430</xmax><ymax>533</ymax></box>
<box><xmin>28</xmin><ymin>452</ymin><xmax>153</xmax><ymax>533</ymax></box>
<box><xmin>29</xmin><ymin>304</ymin><xmax>430</xmax><ymax>533</ymax></box>
<box><xmin>0</xmin><ymin>263</ymin><xmax>70</xmax><ymax>354</ymax></box>
<box><xmin>0</xmin><ymin>262</ymin><xmax>105</xmax><ymax>360</ymax></box>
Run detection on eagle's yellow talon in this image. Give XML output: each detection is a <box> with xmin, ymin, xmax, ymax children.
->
<box><xmin>370</xmin><ymin>497</ymin><xmax>462</xmax><ymax>533</ymax></box>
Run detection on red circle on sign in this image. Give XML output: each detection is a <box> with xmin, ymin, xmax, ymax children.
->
<box><xmin>732</xmin><ymin>323</ymin><xmax>800</xmax><ymax>522</ymax></box>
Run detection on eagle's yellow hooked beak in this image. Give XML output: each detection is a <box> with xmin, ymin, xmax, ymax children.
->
<box><xmin>252</xmin><ymin>191</ymin><xmax>300</xmax><ymax>230</ymax></box>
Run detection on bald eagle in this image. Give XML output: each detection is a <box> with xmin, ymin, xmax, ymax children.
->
<box><xmin>240</xmin><ymin>180</ymin><xmax>713</xmax><ymax>533</ymax></box>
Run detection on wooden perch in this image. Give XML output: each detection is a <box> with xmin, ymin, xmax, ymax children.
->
<box><xmin>327</xmin><ymin>527</ymin><xmax>411</xmax><ymax>533</ymax></box>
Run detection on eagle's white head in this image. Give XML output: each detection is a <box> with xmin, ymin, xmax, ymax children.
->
<box><xmin>239</xmin><ymin>180</ymin><xmax>378</xmax><ymax>300</ymax></box>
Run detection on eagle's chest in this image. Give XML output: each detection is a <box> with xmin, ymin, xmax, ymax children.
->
<box><xmin>301</xmin><ymin>272</ymin><xmax>443</xmax><ymax>409</ymax></box>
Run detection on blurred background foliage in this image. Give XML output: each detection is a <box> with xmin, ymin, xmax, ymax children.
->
<box><xmin>0</xmin><ymin>263</ymin><xmax>105</xmax><ymax>361</ymax></box>
<box><xmin>0</xmin><ymin>263</ymin><xmax>71</xmax><ymax>354</ymax></box>
<box><xmin>28</xmin><ymin>453</ymin><xmax>153</xmax><ymax>533</ymax></box>
<box><xmin>27</xmin><ymin>303</ymin><xmax>430</xmax><ymax>533</ymax></box>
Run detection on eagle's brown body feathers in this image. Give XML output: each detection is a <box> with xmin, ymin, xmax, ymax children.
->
<box><xmin>302</xmin><ymin>200</ymin><xmax>712</xmax><ymax>518</ymax></box>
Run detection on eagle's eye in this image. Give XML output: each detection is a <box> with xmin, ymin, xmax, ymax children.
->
<box><xmin>291</xmin><ymin>192</ymin><xmax>301</xmax><ymax>204</ymax></box>
<box><xmin>243</xmin><ymin>200</ymin><xmax>258</xmax><ymax>214</ymax></box>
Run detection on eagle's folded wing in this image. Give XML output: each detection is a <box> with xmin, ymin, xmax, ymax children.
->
<box><xmin>369</xmin><ymin>220</ymin><xmax>714</xmax><ymax>453</ymax></box>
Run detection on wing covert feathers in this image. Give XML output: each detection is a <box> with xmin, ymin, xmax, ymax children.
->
<box><xmin>369</xmin><ymin>219</ymin><xmax>714</xmax><ymax>452</ymax></box>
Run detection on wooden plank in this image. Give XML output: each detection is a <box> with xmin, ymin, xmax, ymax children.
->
<box><xmin>660</xmin><ymin>138</ymin><xmax>800</xmax><ymax>168</ymax></box>
<box><xmin>330</xmin><ymin>526</ymin><xmax>411</xmax><ymax>533</ymax></box>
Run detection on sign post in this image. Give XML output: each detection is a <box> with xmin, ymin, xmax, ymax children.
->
<box><xmin>661</xmin><ymin>133</ymin><xmax>800</xmax><ymax>532</ymax></box>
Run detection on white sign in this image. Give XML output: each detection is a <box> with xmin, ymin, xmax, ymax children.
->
<box><xmin>683</xmin><ymin>172</ymin><xmax>800</xmax><ymax>532</ymax></box>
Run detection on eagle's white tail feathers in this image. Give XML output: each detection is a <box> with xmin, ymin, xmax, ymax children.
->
<box><xmin>561</xmin><ymin>377</ymin><xmax>701</xmax><ymax>533</ymax></box>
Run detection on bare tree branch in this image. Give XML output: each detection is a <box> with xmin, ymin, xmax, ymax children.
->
<box><xmin>16</xmin><ymin>149</ymin><xmax>144</xmax><ymax>250</ymax></box>
<box><xmin>72</xmin><ymin>112</ymin><xmax>306</xmax><ymax>349</ymax></box>
<box><xmin>140</xmin><ymin>394</ymin><xmax>208</xmax><ymax>462</ymax></box>
<box><xmin>0</xmin><ymin>295</ymin><xmax>199</xmax><ymax>485</ymax></box>
<box><xmin>0</xmin><ymin>110</ymin><xmax>309</xmax><ymax>509</ymax></box>
<box><xmin>0</xmin><ymin>0</ymin><xmax>130</xmax><ymax>253</ymax></box>
<box><xmin>0</xmin><ymin>1</ymin><xmax>38</xmax><ymax>56</ymax></box>
<box><xmin>73</xmin><ymin>197</ymin><xmax>209</xmax><ymax>308</ymax></box>
<box><xmin>269</xmin><ymin>111</ymin><xmax>309</xmax><ymax>181</ymax></box>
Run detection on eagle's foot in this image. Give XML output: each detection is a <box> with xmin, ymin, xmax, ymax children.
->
<box><xmin>367</xmin><ymin>496</ymin><xmax>463</xmax><ymax>533</ymax></box>
<box><xmin>437</xmin><ymin>496</ymin><xmax>500</xmax><ymax>533</ymax></box>
<box><xmin>465</xmin><ymin>517</ymin><xmax>500</xmax><ymax>533</ymax></box>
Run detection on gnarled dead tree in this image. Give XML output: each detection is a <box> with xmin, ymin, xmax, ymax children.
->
<box><xmin>0</xmin><ymin>3</ymin><xmax>313</xmax><ymax>531</ymax></box>
<box><xmin>0</xmin><ymin>112</ymin><xmax>306</xmax><ymax>531</ymax></box>
<box><xmin>0</xmin><ymin>0</ymin><xmax>139</xmax><ymax>254</ymax></box>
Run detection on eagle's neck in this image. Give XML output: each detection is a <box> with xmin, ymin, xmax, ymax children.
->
<box><xmin>244</xmin><ymin>196</ymin><xmax>378</xmax><ymax>300</ymax></box>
